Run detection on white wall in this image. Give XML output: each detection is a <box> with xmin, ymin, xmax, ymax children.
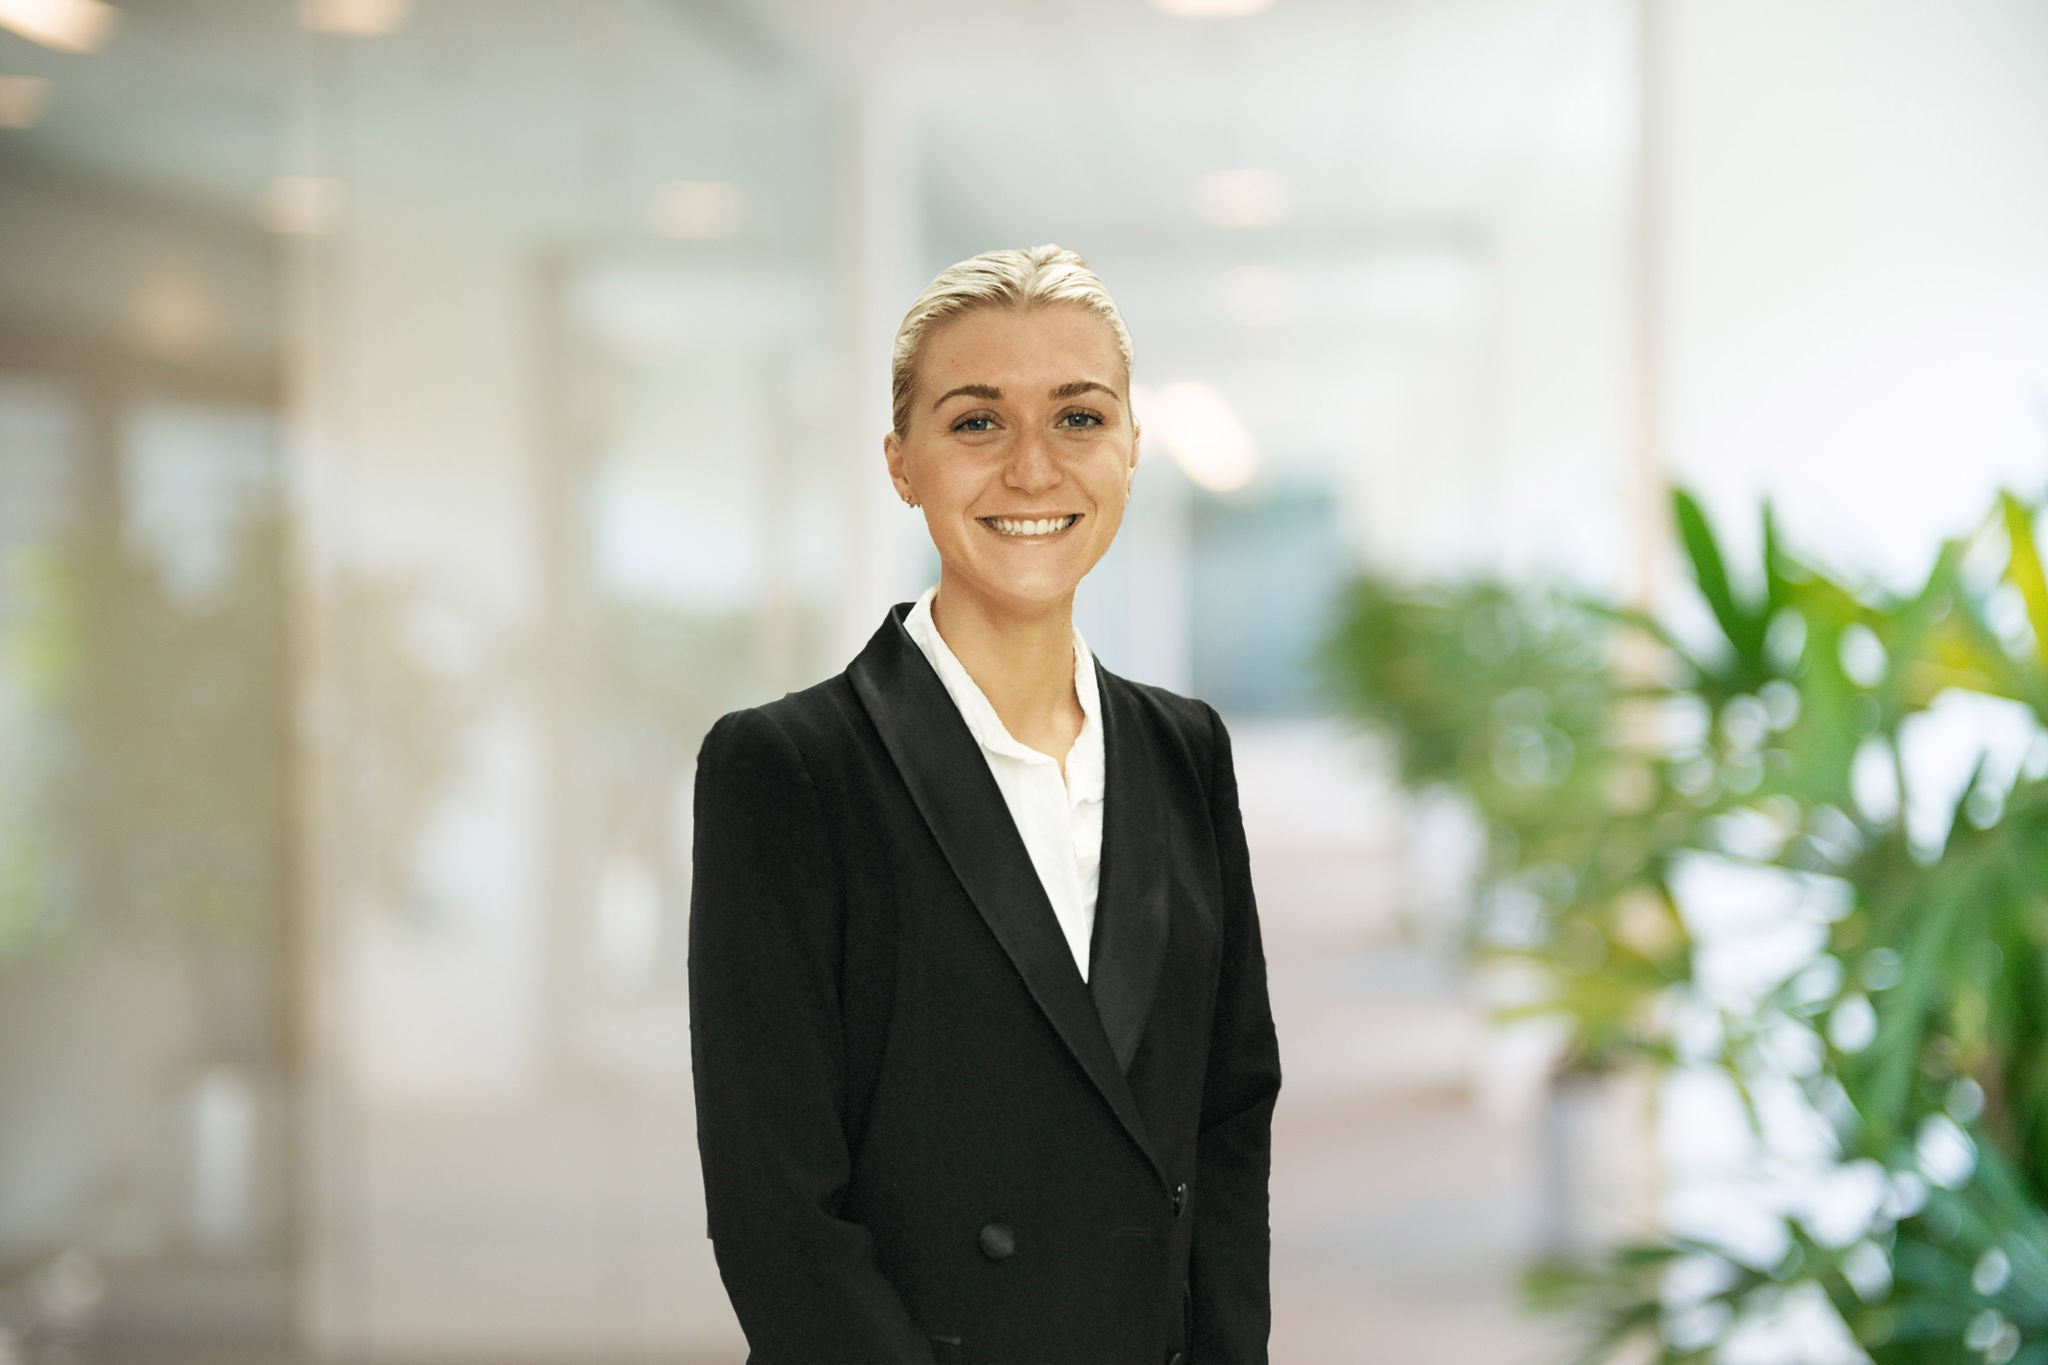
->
<box><xmin>1660</xmin><ymin>0</ymin><xmax>2048</xmax><ymax>588</ymax></box>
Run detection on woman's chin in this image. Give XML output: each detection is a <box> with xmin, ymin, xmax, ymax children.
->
<box><xmin>948</xmin><ymin>562</ymin><xmax>1087</xmax><ymax>615</ymax></box>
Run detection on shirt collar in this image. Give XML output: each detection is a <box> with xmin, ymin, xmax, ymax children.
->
<box><xmin>903</xmin><ymin>584</ymin><xmax>1104</xmax><ymax>801</ymax></box>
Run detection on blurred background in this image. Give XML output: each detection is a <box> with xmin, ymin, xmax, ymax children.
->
<box><xmin>2</xmin><ymin>1</ymin><xmax>2046</xmax><ymax>1362</ymax></box>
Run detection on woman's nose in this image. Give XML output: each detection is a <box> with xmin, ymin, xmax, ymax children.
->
<box><xmin>1004</xmin><ymin>429</ymin><xmax>1061</xmax><ymax>493</ymax></box>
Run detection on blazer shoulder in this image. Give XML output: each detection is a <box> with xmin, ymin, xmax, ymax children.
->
<box><xmin>1098</xmin><ymin>666</ymin><xmax>1227</xmax><ymax>767</ymax></box>
<box><xmin>700</xmin><ymin>671</ymin><xmax>869</xmax><ymax>770</ymax></box>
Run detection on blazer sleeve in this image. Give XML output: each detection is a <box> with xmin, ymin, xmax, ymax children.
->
<box><xmin>1189</xmin><ymin>703</ymin><xmax>1283</xmax><ymax>1364</ymax></box>
<box><xmin>688</xmin><ymin>706</ymin><xmax>934</xmax><ymax>1364</ymax></box>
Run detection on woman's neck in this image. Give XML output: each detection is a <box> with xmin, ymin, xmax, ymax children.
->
<box><xmin>929</xmin><ymin>576</ymin><xmax>1084</xmax><ymax>769</ymax></box>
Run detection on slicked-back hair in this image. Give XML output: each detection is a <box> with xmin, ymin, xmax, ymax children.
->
<box><xmin>890</xmin><ymin>244</ymin><xmax>1135</xmax><ymax>437</ymax></box>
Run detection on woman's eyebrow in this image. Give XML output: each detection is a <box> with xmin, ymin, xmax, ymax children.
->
<box><xmin>932</xmin><ymin>380</ymin><xmax>1120</xmax><ymax>410</ymax></box>
<box><xmin>932</xmin><ymin>383</ymin><xmax>1002</xmax><ymax>408</ymax></box>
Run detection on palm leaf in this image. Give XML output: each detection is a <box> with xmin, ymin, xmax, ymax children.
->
<box><xmin>2002</xmin><ymin>492</ymin><xmax>2048</xmax><ymax>670</ymax></box>
<box><xmin>1674</xmin><ymin>488</ymin><xmax>1767</xmax><ymax>672</ymax></box>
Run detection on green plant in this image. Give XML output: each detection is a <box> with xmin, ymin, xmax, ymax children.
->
<box><xmin>1</xmin><ymin>517</ymin><xmax>290</xmax><ymax>958</ymax></box>
<box><xmin>1319</xmin><ymin>487</ymin><xmax>2048</xmax><ymax>1361</ymax></box>
<box><xmin>0</xmin><ymin>513</ymin><xmax>475</xmax><ymax>959</ymax></box>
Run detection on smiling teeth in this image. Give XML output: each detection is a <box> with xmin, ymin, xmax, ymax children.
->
<box><xmin>987</xmin><ymin>515</ymin><xmax>1078</xmax><ymax>536</ymax></box>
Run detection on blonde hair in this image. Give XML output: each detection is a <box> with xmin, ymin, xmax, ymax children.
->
<box><xmin>889</xmin><ymin>244</ymin><xmax>1134</xmax><ymax>437</ymax></box>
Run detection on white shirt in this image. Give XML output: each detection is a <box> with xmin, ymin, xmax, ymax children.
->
<box><xmin>902</xmin><ymin>584</ymin><xmax>1105</xmax><ymax>983</ymax></box>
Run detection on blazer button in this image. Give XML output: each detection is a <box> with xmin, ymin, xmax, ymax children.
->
<box><xmin>978</xmin><ymin>1222</ymin><xmax>1017</xmax><ymax>1261</ymax></box>
<box><xmin>1172</xmin><ymin>1182</ymin><xmax>1188</xmax><ymax>1217</ymax></box>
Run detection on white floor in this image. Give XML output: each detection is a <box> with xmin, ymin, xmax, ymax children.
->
<box><xmin>1238</xmin><ymin>719</ymin><xmax>1575</xmax><ymax>1365</ymax></box>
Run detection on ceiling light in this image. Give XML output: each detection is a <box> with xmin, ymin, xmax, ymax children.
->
<box><xmin>298</xmin><ymin>0</ymin><xmax>411</xmax><ymax>36</ymax></box>
<box><xmin>261</xmin><ymin>177</ymin><xmax>346</xmax><ymax>236</ymax></box>
<box><xmin>0</xmin><ymin>75</ymin><xmax>51</xmax><ymax>128</ymax></box>
<box><xmin>1149</xmin><ymin>0</ymin><xmax>1277</xmax><ymax>16</ymax></box>
<box><xmin>1132</xmin><ymin>381</ymin><xmax>1259</xmax><ymax>493</ymax></box>
<box><xmin>1193</xmin><ymin>168</ymin><xmax>1293</xmax><ymax>230</ymax></box>
<box><xmin>0</xmin><ymin>0</ymin><xmax>117</xmax><ymax>52</ymax></box>
<box><xmin>649</xmin><ymin>180</ymin><xmax>747</xmax><ymax>239</ymax></box>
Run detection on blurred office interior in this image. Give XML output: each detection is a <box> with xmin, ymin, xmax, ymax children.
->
<box><xmin>1</xmin><ymin>1</ymin><xmax>2045</xmax><ymax>1361</ymax></box>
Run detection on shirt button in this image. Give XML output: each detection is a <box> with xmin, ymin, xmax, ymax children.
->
<box><xmin>1172</xmin><ymin>1182</ymin><xmax>1188</xmax><ymax>1216</ymax></box>
<box><xmin>978</xmin><ymin>1222</ymin><xmax>1017</xmax><ymax>1260</ymax></box>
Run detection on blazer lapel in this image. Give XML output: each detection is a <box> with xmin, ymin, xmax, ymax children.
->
<box><xmin>1087</xmin><ymin>662</ymin><xmax>1171</xmax><ymax>1079</ymax></box>
<box><xmin>848</xmin><ymin>603</ymin><xmax>1162</xmax><ymax>1180</ymax></box>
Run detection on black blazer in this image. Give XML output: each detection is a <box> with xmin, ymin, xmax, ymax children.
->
<box><xmin>689</xmin><ymin>601</ymin><xmax>1282</xmax><ymax>1364</ymax></box>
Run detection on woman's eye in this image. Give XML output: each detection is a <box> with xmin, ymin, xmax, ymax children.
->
<box><xmin>952</xmin><ymin>415</ymin><xmax>996</xmax><ymax>433</ymax></box>
<box><xmin>1059</xmin><ymin>411</ymin><xmax>1104</xmax><ymax>428</ymax></box>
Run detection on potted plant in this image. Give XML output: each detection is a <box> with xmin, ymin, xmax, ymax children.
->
<box><xmin>1319</xmin><ymin>487</ymin><xmax>2048</xmax><ymax>1361</ymax></box>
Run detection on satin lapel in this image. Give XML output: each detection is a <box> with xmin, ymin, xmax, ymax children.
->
<box><xmin>1087</xmin><ymin>663</ymin><xmax>1170</xmax><ymax>1078</ymax></box>
<box><xmin>847</xmin><ymin>605</ymin><xmax>1161</xmax><ymax>1179</ymax></box>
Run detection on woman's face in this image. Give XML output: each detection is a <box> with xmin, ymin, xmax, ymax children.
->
<box><xmin>885</xmin><ymin>302</ymin><xmax>1139</xmax><ymax>619</ymax></box>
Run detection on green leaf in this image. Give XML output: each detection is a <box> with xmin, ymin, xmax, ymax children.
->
<box><xmin>1762</xmin><ymin>498</ymin><xmax>1792</xmax><ymax>619</ymax></box>
<box><xmin>2002</xmin><ymin>491</ymin><xmax>2048</xmax><ymax>671</ymax></box>
<box><xmin>1675</xmin><ymin>488</ymin><xmax>1765</xmax><ymax>670</ymax></box>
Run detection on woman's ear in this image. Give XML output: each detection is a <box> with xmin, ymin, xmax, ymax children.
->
<box><xmin>883</xmin><ymin>428</ymin><xmax>913</xmax><ymax>505</ymax></box>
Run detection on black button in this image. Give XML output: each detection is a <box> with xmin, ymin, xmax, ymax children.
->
<box><xmin>978</xmin><ymin>1222</ymin><xmax>1016</xmax><ymax>1260</ymax></box>
<box><xmin>1171</xmin><ymin>1182</ymin><xmax>1188</xmax><ymax>1216</ymax></box>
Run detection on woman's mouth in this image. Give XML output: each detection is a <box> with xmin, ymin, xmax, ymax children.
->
<box><xmin>979</xmin><ymin>514</ymin><xmax>1081</xmax><ymax>539</ymax></box>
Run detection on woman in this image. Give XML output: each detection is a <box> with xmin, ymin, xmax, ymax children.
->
<box><xmin>689</xmin><ymin>245</ymin><xmax>1281</xmax><ymax>1365</ymax></box>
